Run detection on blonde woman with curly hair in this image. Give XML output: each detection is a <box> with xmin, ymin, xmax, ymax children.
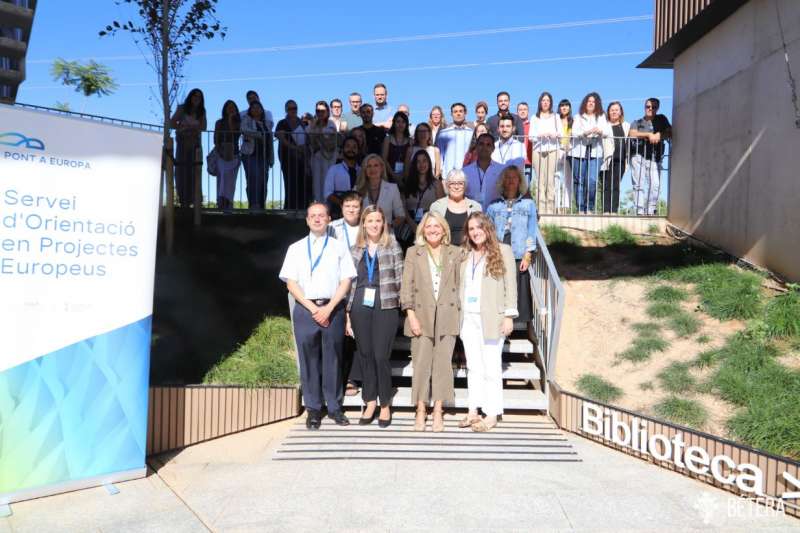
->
<box><xmin>459</xmin><ymin>212</ymin><xmax>517</xmax><ymax>432</ymax></box>
<box><xmin>400</xmin><ymin>211</ymin><xmax>463</xmax><ymax>432</ymax></box>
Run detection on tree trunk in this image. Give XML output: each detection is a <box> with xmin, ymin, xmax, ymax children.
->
<box><xmin>161</xmin><ymin>0</ymin><xmax>174</xmax><ymax>255</ymax></box>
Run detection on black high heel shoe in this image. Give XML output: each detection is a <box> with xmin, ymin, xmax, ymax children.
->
<box><xmin>378</xmin><ymin>409</ymin><xmax>392</xmax><ymax>428</ymax></box>
<box><xmin>359</xmin><ymin>407</ymin><xmax>377</xmax><ymax>425</ymax></box>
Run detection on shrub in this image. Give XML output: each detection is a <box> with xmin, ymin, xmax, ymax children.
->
<box><xmin>576</xmin><ymin>374</ymin><xmax>623</xmax><ymax>403</ymax></box>
<box><xmin>657</xmin><ymin>362</ymin><xmax>696</xmax><ymax>394</ymax></box>
<box><xmin>598</xmin><ymin>224</ymin><xmax>637</xmax><ymax>246</ymax></box>
<box><xmin>654</xmin><ymin>397</ymin><xmax>708</xmax><ymax>428</ymax></box>
<box><xmin>204</xmin><ymin>316</ymin><xmax>299</xmax><ymax>386</ymax></box>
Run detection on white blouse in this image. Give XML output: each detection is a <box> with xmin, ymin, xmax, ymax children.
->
<box><xmin>427</xmin><ymin>252</ymin><xmax>442</xmax><ymax>301</ymax></box>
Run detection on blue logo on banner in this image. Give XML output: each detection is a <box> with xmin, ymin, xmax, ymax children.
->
<box><xmin>0</xmin><ymin>132</ymin><xmax>46</xmax><ymax>151</ymax></box>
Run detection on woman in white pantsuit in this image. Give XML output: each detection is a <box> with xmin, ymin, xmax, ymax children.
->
<box><xmin>459</xmin><ymin>212</ymin><xmax>518</xmax><ymax>432</ymax></box>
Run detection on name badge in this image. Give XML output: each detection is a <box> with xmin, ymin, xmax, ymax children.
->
<box><xmin>394</xmin><ymin>162</ymin><xmax>404</xmax><ymax>173</ymax></box>
<box><xmin>362</xmin><ymin>287</ymin><xmax>376</xmax><ymax>308</ymax></box>
<box><xmin>467</xmin><ymin>296</ymin><xmax>479</xmax><ymax>304</ymax></box>
<box><xmin>414</xmin><ymin>207</ymin><xmax>424</xmax><ymax>222</ymax></box>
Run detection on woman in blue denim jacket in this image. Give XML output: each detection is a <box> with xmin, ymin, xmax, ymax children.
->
<box><xmin>485</xmin><ymin>165</ymin><xmax>538</xmax><ymax>323</ymax></box>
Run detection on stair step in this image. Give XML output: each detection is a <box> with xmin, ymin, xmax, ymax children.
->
<box><xmin>392</xmin><ymin>337</ymin><xmax>534</xmax><ymax>355</ymax></box>
<box><xmin>342</xmin><ymin>387</ymin><xmax>548</xmax><ymax>410</ymax></box>
<box><xmin>389</xmin><ymin>360</ymin><xmax>540</xmax><ymax>380</ymax></box>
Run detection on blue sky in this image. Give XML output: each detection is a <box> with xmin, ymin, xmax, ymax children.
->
<box><xmin>20</xmin><ymin>0</ymin><xmax>673</xmax><ymax>126</ymax></box>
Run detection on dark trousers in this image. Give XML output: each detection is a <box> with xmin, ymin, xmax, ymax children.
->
<box><xmin>243</xmin><ymin>152</ymin><xmax>267</xmax><ymax>209</ymax></box>
<box><xmin>349</xmin><ymin>297</ymin><xmax>398</xmax><ymax>406</ymax></box>
<box><xmin>343</xmin><ymin>336</ymin><xmax>362</xmax><ymax>385</ymax></box>
<box><xmin>292</xmin><ymin>303</ymin><xmax>345</xmax><ymax>413</ymax></box>
<box><xmin>599</xmin><ymin>159</ymin><xmax>626</xmax><ymax>213</ymax></box>
<box><xmin>175</xmin><ymin>140</ymin><xmax>200</xmax><ymax>207</ymax></box>
<box><xmin>280</xmin><ymin>151</ymin><xmax>309</xmax><ymax>210</ymax></box>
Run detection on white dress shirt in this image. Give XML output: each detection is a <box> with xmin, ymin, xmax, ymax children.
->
<box><xmin>323</xmin><ymin>162</ymin><xmax>360</xmax><ymax>200</ymax></box>
<box><xmin>463</xmin><ymin>160</ymin><xmax>505</xmax><ymax>208</ymax></box>
<box><xmin>492</xmin><ymin>138</ymin><xmax>526</xmax><ymax>172</ymax></box>
<box><xmin>279</xmin><ymin>231</ymin><xmax>356</xmax><ymax>299</ymax></box>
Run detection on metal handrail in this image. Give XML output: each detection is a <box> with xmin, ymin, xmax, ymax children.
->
<box><xmin>528</xmin><ymin>231</ymin><xmax>565</xmax><ymax>382</ymax></box>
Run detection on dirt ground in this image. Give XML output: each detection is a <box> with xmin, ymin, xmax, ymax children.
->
<box><xmin>549</xmin><ymin>229</ymin><xmax>745</xmax><ymax>436</ymax></box>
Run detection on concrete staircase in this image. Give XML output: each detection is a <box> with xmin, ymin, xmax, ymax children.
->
<box><xmin>342</xmin><ymin>321</ymin><xmax>548</xmax><ymax>411</ymax></box>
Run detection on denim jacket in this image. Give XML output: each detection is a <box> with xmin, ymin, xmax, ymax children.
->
<box><xmin>485</xmin><ymin>194</ymin><xmax>538</xmax><ymax>259</ymax></box>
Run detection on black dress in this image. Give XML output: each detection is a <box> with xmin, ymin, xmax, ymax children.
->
<box><xmin>445</xmin><ymin>209</ymin><xmax>468</xmax><ymax>246</ymax></box>
<box><xmin>503</xmin><ymin>232</ymin><xmax>533</xmax><ymax>323</ymax></box>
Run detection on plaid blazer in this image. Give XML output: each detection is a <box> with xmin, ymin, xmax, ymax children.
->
<box><xmin>346</xmin><ymin>235</ymin><xmax>404</xmax><ymax>311</ymax></box>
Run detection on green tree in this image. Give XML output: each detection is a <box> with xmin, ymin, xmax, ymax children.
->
<box><xmin>100</xmin><ymin>0</ymin><xmax>226</xmax><ymax>253</ymax></box>
<box><xmin>50</xmin><ymin>59</ymin><xmax>117</xmax><ymax>112</ymax></box>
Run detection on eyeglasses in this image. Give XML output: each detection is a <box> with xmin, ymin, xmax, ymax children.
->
<box><xmin>332</xmin><ymin>104</ymin><xmax>342</xmax><ymax>108</ymax></box>
<box><xmin>448</xmin><ymin>181</ymin><xmax>465</xmax><ymax>186</ymax></box>
<box><xmin>645</xmin><ymin>105</ymin><xmax>654</xmax><ymax>109</ymax></box>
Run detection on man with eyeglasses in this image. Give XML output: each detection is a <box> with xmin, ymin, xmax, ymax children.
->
<box><xmin>280</xmin><ymin>202</ymin><xmax>356</xmax><ymax>429</ymax></box>
<box><xmin>464</xmin><ymin>133</ymin><xmax>505</xmax><ymax>208</ymax></box>
<box><xmin>341</xmin><ymin>92</ymin><xmax>363</xmax><ymax>131</ymax></box>
<box><xmin>629</xmin><ymin>98</ymin><xmax>672</xmax><ymax>215</ymax></box>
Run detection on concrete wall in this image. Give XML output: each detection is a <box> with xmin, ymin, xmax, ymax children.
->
<box><xmin>670</xmin><ymin>0</ymin><xmax>800</xmax><ymax>281</ymax></box>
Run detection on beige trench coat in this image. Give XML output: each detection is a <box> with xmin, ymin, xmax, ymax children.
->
<box><xmin>400</xmin><ymin>244</ymin><xmax>464</xmax><ymax>338</ymax></box>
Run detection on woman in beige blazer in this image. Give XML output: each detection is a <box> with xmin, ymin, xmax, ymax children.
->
<box><xmin>400</xmin><ymin>211</ymin><xmax>463</xmax><ymax>432</ymax></box>
<box><xmin>459</xmin><ymin>212</ymin><xmax>517</xmax><ymax>432</ymax></box>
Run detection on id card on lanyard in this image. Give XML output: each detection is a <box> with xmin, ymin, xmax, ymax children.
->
<box><xmin>362</xmin><ymin>249</ymin><xmax>377</xmax><ymax>307</ymax></box>
<box><xmin>467</xmin><ymin>253</ymin><xmax>483</xmax><ymax>305</ymax></box>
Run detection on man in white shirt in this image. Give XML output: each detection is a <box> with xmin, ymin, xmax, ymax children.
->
<box><xmin>463</xmin><ymin>133</ymin><xmax>505</xmax><ymax>208</ymax></box>
<box><xmin>435</xmin><ymin>102</ymin><xmax>473</xmax><ymax>179</ymax></box>
<box><xmin>492</xmin><ymin>116</ymin><xmax>526</xmax><ymax>173</ymax></box>
<box><xmin>279</xmin><ymin>203</ymin><xmax>356</xmax><ymax>429</ymax></box>
<box><xmin>323</xmin><ymin>137</ymin><xmax>361</xmax><ymax>218</ymax></box>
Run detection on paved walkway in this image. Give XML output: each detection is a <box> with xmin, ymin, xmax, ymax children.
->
<box><xmin>2</xmin><ymin>414</ymin><xmax>798</xmax><ymax>532</ymax></box>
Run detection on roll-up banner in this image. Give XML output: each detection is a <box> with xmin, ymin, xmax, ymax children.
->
<box><xmin>0</xmin><ymin>105</ymin><xmax>162</xmax><ymax>504</ymax></box>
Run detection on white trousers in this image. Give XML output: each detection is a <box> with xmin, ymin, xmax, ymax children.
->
<box><xmin>460</xmin><ymin>312</ymin><xmax>504</xmax><ymax>416</ymax></box>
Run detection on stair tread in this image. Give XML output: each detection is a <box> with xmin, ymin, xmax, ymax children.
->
<box><xmin>341</xmin><ymin>387</ymin><xmax>547</xmax><ymax>410</ymax></box>
<box><xmin>392</xmin><ymin>337</ymin><xmax>534</xmax><ymax>354</ymax></box>
<box><xmin>389</xmin><ymin>359</ymin><xmax>540</xmax><ymax>380</ymax></box>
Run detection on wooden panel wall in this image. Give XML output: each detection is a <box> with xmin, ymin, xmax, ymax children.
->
<box><xmin>654</xmin><ymin>0</ymin><xmax>713</xmax><ymax>49</ymax></box>
<box><xmin>146</xmin><ymin>386</ymin><xmax>300</xmax><ymax>455</ymax></box>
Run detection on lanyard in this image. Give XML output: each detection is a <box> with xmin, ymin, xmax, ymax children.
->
<box><xmin>364</xmin><ymin>248</ymin><xmax>377</xmax><ymax>284</ymax></box>
<box><xmin>499</xmin><ymin>140</ymin><xmax>513</xmax><ymax>162</ymax></box>
<box><xmin>476</xmin><ymin>164</ymin><xmax>488</xmax><ymax>190</ymax></box>
<box><xmin>344</xmin><ymin>224</ymin><xmax>353</xmax><ymax>248</ymax></box>
<box><xmin>471</xmin><ymin>252</ymin><xmax>484</xmax><ymax>280</ymax></box>
<box><xmin>307</xmin><ymin>234</ymin><xmax>329</xmax><ymax>276</ymax></box>
<box><xmin>416</xmin><ymin>181</ymin><xmax>432</xmax><ymax>211</ymax></box>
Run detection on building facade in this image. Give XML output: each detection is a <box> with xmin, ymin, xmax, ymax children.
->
<box><xmin>0</xmin><ymin>0</ymin><xmax>36</xmax><ymax>103</ymax></box>
<box><xmin>642</xmin><ymin>0</ymin><xmax>800</xmax><ymax>281</ymax></box>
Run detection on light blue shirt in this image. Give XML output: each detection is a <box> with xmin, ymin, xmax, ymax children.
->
<box><xmin>435</xmin><ymin>123</ymin><xmax>473</xmax><ymax>179</ymax></box>
<box><xmin>373</xmin><ymin>103</ymin><xmax>395</xmax><ymax>126</ymax></box>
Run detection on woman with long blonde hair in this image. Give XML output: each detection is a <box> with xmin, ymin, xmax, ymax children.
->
<box><xmin>459</xmin><ymin>212</ymin><xmax>517</xmax><ymax>432</ymax></box>
<box><xmin>345</xmin><ymin>205</ymin><xmax>404</xmax><ymax>427</ymax></box>
<box><xmin>400</xmin><ymin>211</ymin><xmax>463</xmax><ymax>432</ymax></box>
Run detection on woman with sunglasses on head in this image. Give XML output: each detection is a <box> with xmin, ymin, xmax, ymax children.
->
<box><xmin>345</xmin><ymin>205</ymin><xmax>404</xmax><ymax>428</ymax></box>
<box><xmin>459</xmin><ymin>212</ymin><xmax>517</xmax><ymax>432</ymax></box>
<box><xmin>400</xmin><ymin>211</ymin><xmax>463</xmax><ymax>432</ymax></box>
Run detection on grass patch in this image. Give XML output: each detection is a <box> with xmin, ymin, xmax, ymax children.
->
<box><xmin>540</xmin><ymin>224</ymin><xmax>581</xmax><ymax>246</ymax></box>
<box><xmin>647</xmin><ymin>224</ymin><xmax>659</xmax><ymax>235</ymax></box>
<box><xmin>647</xmin><ymin>285</ymin><xmax>688</xmax><ymax>304</ymax></box>
<box><xmin>576</xmin><ymin>373</ymin><xmax>623</xmax><ymax>403</ymax></box>
<box><xmin>764</xmin><ymin>290</ymin><xmax>800</xmax><ymax>338</ymax></box>
<box><xmin>639</xmin><ymin>381</ymin><xmax>654</xmax><ymax>391</ymax></box>
<box><xmin>203</xmin><ymin>316</ymin><xmax>299</xmax><ymax>386</ymax></box>
<box><xmin>630</xmin><ymin>322</ymin><xmax>661</xmax><ymax>335</ymax></box>
<box><xmin>726</xmin><ymin>381</ymin><xmax>800</xmax><ymax>459</ymax></box>
<box><xmin>617</xmin><ymin>335</ymin><xmax>670</xmax><ymax>363</ymax></box>
<box><xmin>654</xmin><ymin>397</ymin><xmax>708</xmax><ymax>428</ymax></box>
<box><xmin>667</xmin><ymin>312</ymin><xmax>702</xmax><ymax>338</ymax></box>
<box><xmin>597</xmin><ymin>224</ymin><xmax>637</xmax><ymax>246</ymax></box>
<box><xmin>659</xmin><ymin>263</ymin><xmax>763</xmax><ymax>320</ymax></box>
<box><xmin>657</xmin><ymin>362</ymin><xmax>696</xmax><ymax>394</ymax></box>
<box><xmin>646</xmin><ymin>302</ymin><xmax>683</xmax><ymax>319</ymax></box>
<box><xmin>693</xmin><ymin>349</ymin><xmax>721</xmax><ymax>369</ymax></box>
<box><xmin>696</xmin><ymin>334</ymin><xmax>711</xmax><ymax>345</ymax></box>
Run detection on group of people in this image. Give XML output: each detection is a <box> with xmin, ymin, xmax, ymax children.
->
<box><xmin>169</xmin><ymin>83</ymin><xmax>672</xmax><ymax>217</ymax></box>
<box><xmin>280</xmin><ymin>178</ymin><xmax>532</xmax><ymax>431</ymax></box>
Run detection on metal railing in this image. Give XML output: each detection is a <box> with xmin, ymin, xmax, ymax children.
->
<box><xmin>528</xmin><ymin>231</ymin><xmax>565</xmax><ymax>385</ymax></box>
<box><xmin>176</xmin><ymin>131</ymin><xmax>668</xmax><ymax>217</ymax></box>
